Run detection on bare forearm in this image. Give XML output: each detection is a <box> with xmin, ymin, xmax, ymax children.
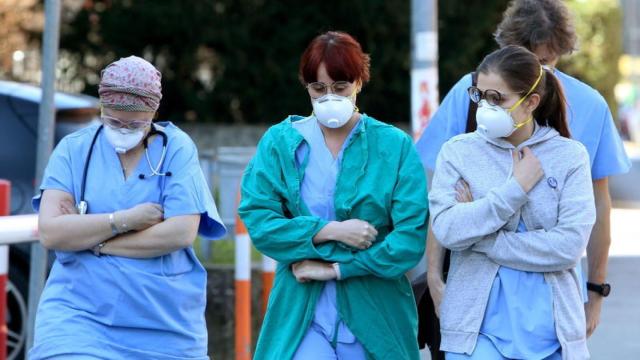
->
<box><xmin>39</xmin><ymin>213</ymin><xmax>114</xmax><ymax>251</ymax></box>
<box><xmin>313</xmin><ymin>221</ymin><xmax>340</xmax><ymax>244</ymax></box>
<box><xmin>427</xmin><ymin>227</ymin><xmax>446</xmax><ymax>280</ymax></box>
<box><xmin>100</xmin><ymin>215</ymin><xmax>199</xmax><ymax>258</ymax></box>
<box><xmin>587</xmin><ymin>187</ymin><xmax>612</xmax><ymax>283</ymax></box>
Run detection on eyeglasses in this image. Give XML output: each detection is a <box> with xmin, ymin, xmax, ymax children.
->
<box><xmin>306</xmin><ymin>81</ymin><xmax>353</xmax><ymax>98</ymax></box>
<box><xmin>101</xmin><ymin>115</ymin><xmax>152</xmax><ymax>131</ymax></box>
<box><xmin>467</xmin><ymin>86</ymin><xmax>522</xmax><ymax>107</ymax></box>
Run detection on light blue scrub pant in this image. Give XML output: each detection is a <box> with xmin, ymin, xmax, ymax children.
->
<box><xmin>445</xmin><ymin>334</ymin><xmax>562</xmax><ymax>360</ymax></box>
<box><xmin>293</xmin><ymin>323</ymin><xmax>367</xmax><ymax>360</ymax></box>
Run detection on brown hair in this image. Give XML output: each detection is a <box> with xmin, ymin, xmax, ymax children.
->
<box><xmin>299</xmin><ymin>31</ymin><xmax>371</xmax><ymax>85</ymax></box>
<box><xmin>494</xmin><ymin>0</ymin><xmax>577</xmax><ymax>56</ymax></box>
<box><xmin>477</xmin><ymin>45</ymin><xmax>570</xmax><ymax>138</ymax></box>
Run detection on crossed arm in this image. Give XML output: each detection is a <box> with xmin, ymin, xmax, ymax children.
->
<box><xmin>38</xmin><ymin>189</ymin><xmax>199</xmax><ymax>258</ymax></box>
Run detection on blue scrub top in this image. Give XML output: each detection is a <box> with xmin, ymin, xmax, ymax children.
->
<box><xmin>480</xmin><ymin>220</ymin><xmax>560</xmax><ymax>358</ymax></box>
<box><xmin>293</xmin><ymin>116</ymin><xmax>362</xmax><ymax>345</ymax></box>
<box><xmin>29</xmin><ymin>122</ymin><xmax>225</xmax><ymax>360</ymax></box>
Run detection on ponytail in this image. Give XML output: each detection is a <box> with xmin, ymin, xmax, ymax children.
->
<box><xmin>534</xmin><ymin>69</ymin><xmax>571</xmax><ymax>138</ymax></box>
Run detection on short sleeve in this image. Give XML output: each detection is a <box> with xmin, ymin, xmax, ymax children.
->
<box><xmin>414</xmin><ymin>74</ymin><xmax>472</xmax><ymax>171</ymax></box>
<box><xmin>162</xmin><ymin>134</ymin><xmax>226</xmax><ymax>240</ymax></box>
<box><xmin>32</xmin><ymin>137</ymin><xmax>74</xmax><ymax>212</ymax></box>
<box><xmin>590</xmin><ymin>103</ymin><xmax>631</xmax><ymax>180</ymax></box>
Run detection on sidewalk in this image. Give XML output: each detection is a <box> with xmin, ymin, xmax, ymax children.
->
<box><xmin>588</xmin><ymin>207</ymin><xmax>640</xmax><ymax>358</ymax></box>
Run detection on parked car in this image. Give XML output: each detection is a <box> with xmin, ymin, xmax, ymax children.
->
<box><xmin>0</xmin><ymin>80</ymin><xmax>98</xmax><ymax>359</ymax></box>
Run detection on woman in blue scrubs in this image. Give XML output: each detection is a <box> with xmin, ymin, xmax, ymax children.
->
<box><xmin>30</xmin><ymin>56</ymin><xmax>225</xmax><ymax>359</ymax></box>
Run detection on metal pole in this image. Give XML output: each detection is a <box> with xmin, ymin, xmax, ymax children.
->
<box><xmin>408</xmin><ymin>0</ymin><xmax>438</xmax><ymax>281</ymax></box>
<box><xmin>260</xmin><ymin>255</ymin><xmax>276</xmax><ymax>318</ymax></box>
<box><xmin>234</xmin><ymin>212</ymin><xmax>251</xmax><ymax>360</ymax></box>
<box><xmin>0</xmin><ymin>180</ymin><xmax>11</xmax><ymax>360</ymax></box>
<box><xmin>410</xmin><ymin>0</ymin><xmax>439</xmax><ymax>139</ymax></box>
<box><xmin>27</xmin><ymin>0</ymin><xmax>61</xmax><ymax>353</ymax></box>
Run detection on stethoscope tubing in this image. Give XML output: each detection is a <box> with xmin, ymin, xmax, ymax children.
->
<box><xmin>78</xmin><ymin>124</ymin><xmax>169</xmax><ymax>214</ymax></box>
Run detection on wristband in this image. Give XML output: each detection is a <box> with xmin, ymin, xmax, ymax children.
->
<box><xmin>109</xmin><ymin>213</ymin><xmax>119</xmax><ymax>236</ymax></box>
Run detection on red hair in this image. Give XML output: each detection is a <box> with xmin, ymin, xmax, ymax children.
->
<box><xmin>299</xmin><ymin>31</ymin><xmax>371</xmax><ymax>85</ymax></box>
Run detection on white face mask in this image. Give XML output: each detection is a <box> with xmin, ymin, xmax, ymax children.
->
<box><xmin>476</xmin><ymin>100</ymin><xmax>536</xmax><ymax>139</ymax></box>
<box><xmin>312</xmin><ymin>93</ymin><xmax>356</xmax><ymax>129</ymax></box>
<box><xmin>103</xmin><ymin>125</ymin><xmax>145</xmax><ymax>153</ymax></box>
<box><xmin>476</xmin><ymin>100</ymin><xmax>520</xmax><ymax>139</ymax></box>
<box><xmin>475</xmin><ymin>67</ymin><xmax>543</xmax><ymax>139</ymax></box>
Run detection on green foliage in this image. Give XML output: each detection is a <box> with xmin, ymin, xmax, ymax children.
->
<box><xmin>58</xmin><ymin>0</ymin><xmax>621</xmax><ymax>125</ymax></box>
<box><xmin>559</xmin><ymin>0</ymin><xmax>622</xmax><ymax>117</ymax></box>
<box><xmin>60</xmin><ymin>0</ymin><xmax>411</xmax><ymax>124</ymax></box>
<box><xmin>437</xmin><ymin>0</ymin><xmax>511</xmax><ymax>95</ymax></box>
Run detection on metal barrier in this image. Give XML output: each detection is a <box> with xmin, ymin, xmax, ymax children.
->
<box><xmin>0</xmin><ymin>180</ymin><xmax>38</xmax><ymax>360</ymax></box>
<box><xmin>199</xmin><ymin>147</ymin><xmax>255</xmax><ymax>261</ymax></box>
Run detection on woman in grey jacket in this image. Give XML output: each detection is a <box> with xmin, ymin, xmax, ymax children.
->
<box><xmin>429</xmin><ymin>45</ymin><xmax>595</xmax><ymax>360</ymax></box>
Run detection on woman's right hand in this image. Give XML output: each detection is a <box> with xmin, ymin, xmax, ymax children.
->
<box><xmin>427</xmin><ymin>273</ymin><xmax>445</xmax><ymax>318</ymax></box>
<box><xmin>332</xmin><ymin>219</ymin><xmax>378</xmax><ymax>250</ymax></box>
<box><xmin>512</xmin><ymin>147</ymin><xmax>544</xmax><ymax>193</ymax></box>
<box><xmin>117</xmin><ymin>203</ymin><xmax>164</xmax><ymax>232</ymax></box>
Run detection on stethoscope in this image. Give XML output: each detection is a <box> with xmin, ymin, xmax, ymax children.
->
<box><xmin>76</xmin><ymin>124</ymin><xmax>171</xmax><ymax>215</ymax></box>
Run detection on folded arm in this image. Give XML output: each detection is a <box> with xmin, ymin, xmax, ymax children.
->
<box><xmin>38</xmin><ymin>189</ymin><xmax>115</xmax><ymax>251</ymax></box>
<box><xmin>337</xmin><ymin>138</ymin><xmax>429</xmax><ymax>280</ymax></box>
<box><xmin>429</xmin><ymin>143</ymin><xmax>528</xmax><ymax>251</ymax></box>
<box><xmin>99</xmin><ymin>215</ymin><xmax>199</xmax><ymax>258</ymax></box>
<box><xmin>238</xmin><ymin>133</ymin><xmax>354</xmax><ymax>265</ymax></box>
<box><xmin>473</xmin><ymin>151</ymin><xmax>596</xmax><ymax>272</ymax></box>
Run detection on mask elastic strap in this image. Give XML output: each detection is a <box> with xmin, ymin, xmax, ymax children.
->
<box><xmin>508</xmin><ymin>66</ymin><xmax>544</xmax><ymax>112</ymax></box>
<box><xmin>350</xmin><ymin>88</ymin><xmax>360</xmax><ymax>113</ymax></box>
<box><xmin>514</xmin><ymin>116</ymin><xmax>535</xmax><ymax>130</ymax></box>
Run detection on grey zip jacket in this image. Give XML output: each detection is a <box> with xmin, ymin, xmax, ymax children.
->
<box><xmin>429</xmin><ymin>124</ymin><xmax>596</xmax><ymax>360</ymax></box>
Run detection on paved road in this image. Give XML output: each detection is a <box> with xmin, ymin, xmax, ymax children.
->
<box><xmin>588</xmin><ymin>208</ymin><xmax>640</xmax><ymax>359</ymax></box>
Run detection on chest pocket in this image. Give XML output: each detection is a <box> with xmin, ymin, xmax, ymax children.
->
<box><xmin>523</xmin><ymin>173</ymin><xmax>563</xmax><ymax>230</ymax></box>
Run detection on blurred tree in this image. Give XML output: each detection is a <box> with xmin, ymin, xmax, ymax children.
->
<box><xmin>559</xmin><ymin>0</ymin><xmax>623</xmax><ymax>119</ymax></box>
<box><xmin>437</xmin><ymin>0</ymin><xmax>510</xmax><ymax>96</ymax></box>
<box><xmin>4</xmin><ymin>0</ymin><xmax>624</xmax><ymax>125</ymax></box>
<box><xmin>59</xmin><ymin>0</ymin><xmax>411</xmax><ymax>124</ymax></box>
<box><xmin>0</xmin><ymin>0</ymin><xmax>42</xmax><ymax>80</ymax></box>
<box><xmin>59</xmin><ymin>0</ymin><xmax>513</xmax><ymax>124</ymax></box>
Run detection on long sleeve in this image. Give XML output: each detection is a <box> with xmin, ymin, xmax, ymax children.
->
<box><xmin>429</xmin><ymin>141</ymin><xmax>529</xmax><ymax>251</ymax></box>
<box><xmin>339</xmin><ymin>137</ymin><xmax>428</xmax><ymax>280</ymax></box>
<box><xmin>238</xmin><ymin>128</ymin><xmax>354</xmax><ymax>265</ymax></box>
<box><xmin>472</xmin><ymin>149</ymin><xmax>596</xmax><ymax>272</ymax></box>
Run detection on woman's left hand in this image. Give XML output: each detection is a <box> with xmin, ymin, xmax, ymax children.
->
<box><xmin>455</xmin><ymin>179</ymin><xmax>473</xmax><ymax>203</ymax></box>
<box><xmin>291</xmin><ymin>260</ymin><xmax>337</xmax><ymax>283</ymax></box>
